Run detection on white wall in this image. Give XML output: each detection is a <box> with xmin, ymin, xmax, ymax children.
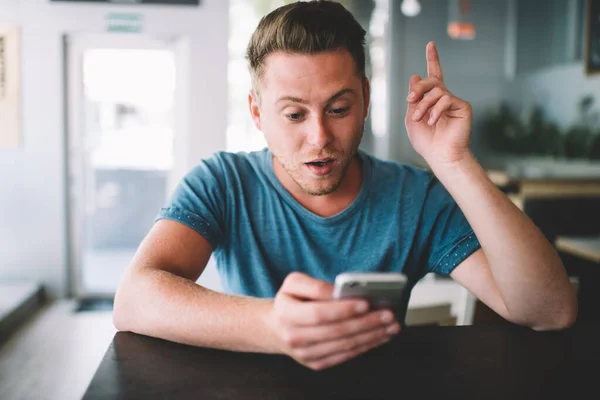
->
<box><xmin>0</xmin><ymin>0</ymin><xmax>229</xmax><ymax>298</ymax></box>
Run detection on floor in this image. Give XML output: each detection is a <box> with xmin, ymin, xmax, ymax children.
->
<box><xmin>0</xmin><ymin>301</ymin><xmax>115</xmax><ymax>400</ymax></box>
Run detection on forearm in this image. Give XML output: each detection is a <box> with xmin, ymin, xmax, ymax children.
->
<box><xmin>113</xmin><ymin>267</ymin><xmax>280</xmax><ymax>353</ymax></box>
<box><xmin>432</xmin><ymin>154</ymin><xmax>577</xmax><ymax>328</ymax></box>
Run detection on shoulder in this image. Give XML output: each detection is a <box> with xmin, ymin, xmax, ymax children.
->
<box><xmin>212</xmin><ymin>149</ymin><xmax>266</xmax><ymax>169</ymax></box>
<box><xmin>187</xmin><ymin>149</ymin><xmax>267</xmax><ymax>182</ymax></box>
<box><xmin>362</xmin><ymin>152</ymin><xmax>434</xmax><ymax>190</ymax></box>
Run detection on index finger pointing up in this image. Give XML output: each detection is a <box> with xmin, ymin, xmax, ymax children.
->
<box><xmin>426</xmin><ymin>41</ymin><xmax>444</xmax><ymax>81</ymax></box>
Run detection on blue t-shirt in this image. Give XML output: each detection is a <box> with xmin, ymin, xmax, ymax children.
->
<box><xmin>156</xmin><ymin>148</ymin><xmax>480</xmax><ymax>319</ymax></box>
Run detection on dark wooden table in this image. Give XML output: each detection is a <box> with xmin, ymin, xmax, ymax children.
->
<box><xmin>83</xmin><ymin>322</ymin><xmax>600</xmax><ymax>400</ymax></box>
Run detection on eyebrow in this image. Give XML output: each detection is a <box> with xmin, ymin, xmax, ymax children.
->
<box><xmin>276</xmin><ymin>88</ymin><xmax>357</xmax><ymax>106</ymax></box>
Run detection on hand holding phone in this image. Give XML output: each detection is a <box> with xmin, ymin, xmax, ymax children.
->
<box><xmin>267</xmin><ymin>272</ymin><xmax>401</xmax><ymax>371</ymax></box>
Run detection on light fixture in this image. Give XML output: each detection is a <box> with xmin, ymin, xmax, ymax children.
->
<box><xmin>401</xmin><ymin>0</ymin><xmax>421</xmax><ymax>18</ymax></box>
<box><xmin>447</xmin><ymin>0</ymin><xmax>476</xmax><ymax>40</ymax></box>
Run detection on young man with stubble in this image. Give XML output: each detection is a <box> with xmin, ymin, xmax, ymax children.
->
<box><xmin>113</xmin><ymin>0</ymin><xmax>577</xmax><ymax>371</ymax></box>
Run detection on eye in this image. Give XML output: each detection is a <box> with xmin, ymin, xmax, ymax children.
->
<box><xmin>329</xmin><ymin>106</ymin><xmax>350</xmax><ymax>117</ymax></box>
<box><xmin>286</xmin><ymin>112</ymin><xmax>305</xmax><ymax>122</ymax></box>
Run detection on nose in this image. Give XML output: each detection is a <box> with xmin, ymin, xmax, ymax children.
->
<box><xmin>305</xmin><ymin>115</ymin><xmax>333</xmax><ymax>148</ymax></box>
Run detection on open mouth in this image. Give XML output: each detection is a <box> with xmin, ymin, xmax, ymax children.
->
<box><xmin>306</xmin><ymin>159</ymin><xmax>334</xmax><ymax>167</ymax></box>
<box><xmin>305</xmin><ymin>158</ymin><xmax>336</xmax><ymax>176</ymax></box>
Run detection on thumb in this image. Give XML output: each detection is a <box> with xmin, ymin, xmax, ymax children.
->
<box><xmin>406</xmin><ymin>74</ymin><xmax>422</xmax><ymax>124</ymax></box>
<box><xmin>279</xmin><ymin>272</ymin><xmax>333</xmax><ymax>301</ymax></box>
<box><xmin>408</xmin><ymin>74</ymin><xmax>421</xmax><ymax>95</ymax></box>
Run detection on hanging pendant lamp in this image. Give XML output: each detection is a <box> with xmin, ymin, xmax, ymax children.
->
<box><xmin>448</xmin><ymin>0</ymin><xmax>476</xmax><ymax>40</ymax></box>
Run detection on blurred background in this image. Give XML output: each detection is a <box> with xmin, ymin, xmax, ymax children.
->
<box><xmin>1</xmin><ymin>0</ymin><xmax>600</xmax><ymax>399</ymax></box>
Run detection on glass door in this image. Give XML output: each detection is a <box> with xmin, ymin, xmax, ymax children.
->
<box><xmin>66</xmin><ymin>34</ymin><xmax>178</xmax><ymax>298</ymax></box>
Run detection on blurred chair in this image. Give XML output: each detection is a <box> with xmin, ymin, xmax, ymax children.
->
<box><xmin>524</xmin><ymin>196</ymin><xmax>600</xmax><ymax>321</ymax></box>
<box><xmin>406</xmin><ymin>303</ymin><xmax>456</xmax><ymax>326</ymax></box>
<box><xmin>406</xmin><ymin>279</ymin><xmax>464</xmax><ymax>326</ymax></box>
<box><xmin>522</xmin><ymin>196</ymin><xmax>600</xmax><ymax>245</ymax></box>
<box><xmin>471</xmin><ymin>195</ymin><xmax>600</xmax><ymax>324</ymax></box>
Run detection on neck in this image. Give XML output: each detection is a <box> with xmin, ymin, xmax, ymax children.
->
<box><xmin>273</xmin><ymin>154</ymin><xmax>363</xmax><ymax>218</ymax></box>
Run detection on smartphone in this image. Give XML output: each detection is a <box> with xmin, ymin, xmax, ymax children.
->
<box><xmin>332</xmin><ymin>272</ymin><xmax>408</xmax><ymax>310</ymax></box>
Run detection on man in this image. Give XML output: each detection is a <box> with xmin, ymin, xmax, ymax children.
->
<box><xmin>113</xmin><ymin>0</ymin><xmax>577</xmax><ymax>371</ymax></box>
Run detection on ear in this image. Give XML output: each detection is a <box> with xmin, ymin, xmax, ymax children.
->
<box><xmin>362</xmin><ymin>77</ymin><xmax>371</xmax><ymax>120</ymax></box>
<box><xmin>248</xmin><ymin>90</ymin><xmax>262</xmax><ymax>131</ymax></box>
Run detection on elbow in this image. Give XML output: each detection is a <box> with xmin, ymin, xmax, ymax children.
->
<box><xmin>112</xmin><ymin>282</ymin><xmax>136</xmax><ymax>332</ymax></box>
<box><xmin>550</xmin><ymin>287</ymin><xmax>579</xmax><ymax>330</ymax></box>
<box><xmin>559</xmin><ymin>308</ymin><xmax>577</xmax><ymax>330</ymax></box>
<box><xmin>112</xmin><ymin>298</ymin><xmax>129</xmax><ymax>332</ymax></box>
<box><xmin>534</xmin><ymin>312</ymin><xmax>576</xmax><ymax>332</ymax></box>
<box><xmin>532</xmin><ymin>296</ymin><xmax>578</xmax><ymax>332</ymax></box>
<box><xmin>532</xmin><ymin>312</ymin><xmax>576</xmax><ymax>332</ymax></box>
<box><xmin>112</xmin><ymin>266</ymin><xmax>165</xmax><ymax>333</ymax></box>
<box><xmin>556</xmin><ymin>296</ymin><xmax>578</xmax><ymax>330</ymax></box>
<box><xmin>112</xmin><ymin>303</ymin><xmax>130</xmax><ymax>332</ymax></box>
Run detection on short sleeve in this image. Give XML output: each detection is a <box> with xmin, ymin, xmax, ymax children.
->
<box><xmin>156</xmin><ymin>155</ymin><xmax>226</xmax><ymax>250</ymax></box>
<box><xmin>422</xmin><ymin>176</ymin><xmax>481</xmax><ymax>276</ymax></box>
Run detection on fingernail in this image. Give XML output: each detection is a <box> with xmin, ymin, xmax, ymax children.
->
<box><xmin>428</xmin><ymin>115</ymin><xmax>435</xmax><ymax>125</ymax></box>
<box><xmin>381</xmin><ymin>311</ymin><xmax>394</xmax><ymax>323</ymax></box>
<box><xmin>387</xmin><ymin>324</ymin><xmax>400</xmax><ymax>335</ymax></box>
<box><xmin>407</xmin><ymin>92</ymin><xmax>415</xmax><ymax>101</ymax></box>
<box><xmin>355</xmin><ymin>302</ymin><xmax>368</xmax><ymax>313</ymax></box>
<box><xmin>412</xmin><ymin>110</ymin><xmax>422</xmax><ymax>121</ymax></box>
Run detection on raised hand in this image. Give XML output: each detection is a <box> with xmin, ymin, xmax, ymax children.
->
<box><xmin>405</xmin><ymin>42</ymin><xmax>473</xmax><ymax>169</ymax></box>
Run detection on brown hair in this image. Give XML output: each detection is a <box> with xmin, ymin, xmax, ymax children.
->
<box><xmin>246</xmin><ymin>0</ymin><xmax>366</xmax><ymax>96</ymax></box>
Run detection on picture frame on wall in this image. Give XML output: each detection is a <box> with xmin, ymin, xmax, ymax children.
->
<box><xmin>0</xmin><ymin>25</ymin><xmax>20</xmax><ymax>149</ymax></box>
<box><xmin>586</xmin><ymin>0</ymin><xmax>600</xmax><ymax>75</ymax></box>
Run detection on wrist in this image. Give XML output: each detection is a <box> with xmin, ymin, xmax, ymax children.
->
<box><xmin>259</xmin><ymin>299</ymin><xmax>287</xmax><ymax>355</ymax></box>
<box><xmin>428</xmin><ymin>152</ymin><xmax>480</xmax><ymax>183</ymax></box>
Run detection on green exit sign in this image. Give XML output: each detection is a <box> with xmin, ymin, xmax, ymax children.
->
<box><xmin>106</xmin><ymin>13</ymin><xmax>143</xmax><ymax>33</ymax></box>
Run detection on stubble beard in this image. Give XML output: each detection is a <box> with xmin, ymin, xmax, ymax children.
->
<box><xmin>272</xmin><ymin>124</ymin><xmax>364</xmax><ymax>196</ymax></box>
<box><xmin>277</xmin><ymin>142</ymin><xmax>362</xmax><ymax>196</ymax></box>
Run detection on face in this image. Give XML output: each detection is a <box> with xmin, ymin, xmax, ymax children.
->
<box><xmin>248</xmin><ymin>49</ymin><xmax>370</xmax><ymax>196</ymax></box>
